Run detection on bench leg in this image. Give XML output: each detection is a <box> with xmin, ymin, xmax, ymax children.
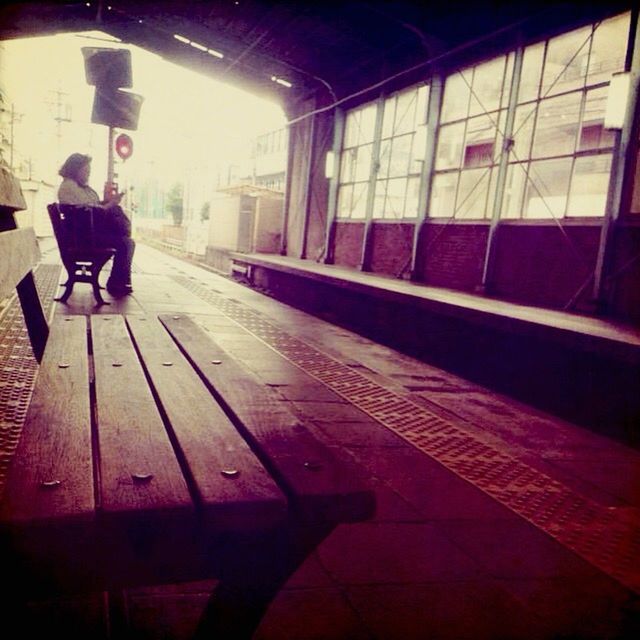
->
<box><xmin>194</xmin><ymin>520</ymin><xmax>334</xmax><ymax>639</ymax></box>
<box><xmin>17</xmin><ymin>271</ymin><xmax>49</xmax><ymax>362</ymax></box>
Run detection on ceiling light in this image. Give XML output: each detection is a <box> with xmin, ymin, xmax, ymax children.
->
<box><xmin>189</xmin><ymin>41</ymin><xmax>208</xmax><ymax>52</ymax></box>
<box><xmin>173</xmin><ymin>34</ymin><xmax>190</xmax><ymax>44</ymax></box>
<box><xmin>207</xmin><ymin>49</ymin><xmax>224</xmax><ymax>59</ymax></box>
<box><xmin>271</xmin><ymin>76</ymin><xmax>292</xmax><ymax>88</ymax></box>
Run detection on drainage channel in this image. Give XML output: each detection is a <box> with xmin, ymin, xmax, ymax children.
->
<box><xmin>173</xmin><ymin>274</ymin><xmax>640</xmax><ymax>594</ymax></box>
<box><xmin>0</xmin><ymin>264</ymin><xmax>61</xmax><ymax>494</ymax></box>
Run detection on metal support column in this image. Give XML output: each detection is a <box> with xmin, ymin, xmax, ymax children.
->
<box><xmin>280</xmin><ymin>121</ymin><xmax>295</xmax><ymax>256</ymax></box>
<box><xmin>480</xmin><ymin>47</ymin><xmax>524</xmax><ymax>293</ymax></box>
<box><xmin>300</xmin><ymin>113</ymin><xmax>316</xmax><ymax>259</ymax></box>
<box><xmin>359</xmin><ymin>95</ymin><xmax>385</xmax><ymax>271</ymax></box>
<box><xmin>593</xmin><ymin>9</ymin><xmax>640</xmax><ymax>312</ymax></box>
<box><xmin>322</xmin><ymin>109</ymin><xmax>345</xmax><ymax>264</ymax></box>
<box><xmin>410</xmin><ymin>76</ymin><xmax>443</xmax><ymax>280</ymax></box>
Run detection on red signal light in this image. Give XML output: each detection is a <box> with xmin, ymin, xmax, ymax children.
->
<box><xmin>115</xmin><ymin>133</ymin><xmax>133</xmax><ymax>160</ymax></box>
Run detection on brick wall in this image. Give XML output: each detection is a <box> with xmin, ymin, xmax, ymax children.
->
<box><xmin>490</xmin><ymin>223</ymin><xmax>601</xmax><ymax>310</ymax></box>
<box><xmin>416</xmin><ymin>222</ymin><xmax>489</xmax><ymax>291</ymax></box>
<box><xmin>334</xmin><ymin>222</ymin><xmax>364</xmax><ymax>268</ymax></box>
<box><xmin>369</xmin><ymin>223</ymin><xmax>414</xmax><ymax>277</ymax></box>
<box><xmin>610</xmin><ymin>224</ymin><xmax>640</xmax><ymax>322</ymax></box>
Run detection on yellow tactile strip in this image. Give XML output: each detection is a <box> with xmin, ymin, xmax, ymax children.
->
<box><xmin>0</xmin><ymin>265</ymin><xmax>60</xmax><ymax>495</ymax></box>
<box><xmin>174</xmin><ymin>274</ymin><xmax>640</xmax><ymax>594</ymax></box>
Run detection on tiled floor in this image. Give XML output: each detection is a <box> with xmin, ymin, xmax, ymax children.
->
<box><xmin>3</xmin><ymin>240</ymin><xmax>640</xmax><ymax>638</ymax></box>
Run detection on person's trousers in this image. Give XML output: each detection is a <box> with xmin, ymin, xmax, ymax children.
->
<box><xmin>95</xmin><ymin>206</ymin><xmax>135</xmax><ymax>287</ymax></box>
<box><xmin>104</xmin><ymin>235</ymin><xmax>135</xmax><ymax>286</ymax></box>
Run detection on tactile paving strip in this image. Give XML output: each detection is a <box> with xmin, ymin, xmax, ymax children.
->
<box><xmin>0</xmin><ymin>264</ymin><xmax>61</xmax><ymax>495</ymax></box>
<box><xmin>173</xmin><ymin>274</ymin><xmax>640</xmax><ymax>594</ymax></box>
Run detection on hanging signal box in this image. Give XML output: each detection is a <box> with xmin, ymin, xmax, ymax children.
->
<box><xmin>91</xmin><ymin>88</ymin><xmax>144</xmax><ymax>131</ymax></box>
<box><xmin>82</xmin><ymin>47</ymin><xmax>133</xmax><ymax>88</ymax></box>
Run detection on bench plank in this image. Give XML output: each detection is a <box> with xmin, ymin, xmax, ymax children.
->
<box><xmin>0</xmin><ymin>227</ymin><xmax>40</xmax><ymax>300</ymax></box>
<box><xmin>0</xmin><ymin>316</ymin><xmax>93</xmax><ymax>524</ymax></box>
<box><xmin>160</xmin><ymin>314</ymin><xmax>375</xmax><ymax>522</ymax></box>
<box><xmin>90</xmin><ymin>316</ymin><xmax>192</xmax><ymax>522</ymax></box>
<box><xmin>126</xmin><ymin>316</ymin><xmax>287</xmax><ymax>530</ymax></box>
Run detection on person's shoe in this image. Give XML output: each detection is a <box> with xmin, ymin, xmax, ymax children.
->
<box><xmin>107</xmin><ymin>282</ymin><xmax>133</xmax><ymax>296</ymax></box>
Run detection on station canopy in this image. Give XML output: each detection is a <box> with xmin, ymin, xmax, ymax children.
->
<box><xmin>0</xmin><ymin>0</ymin><xmax>628</xmax><ymax>111</ymax></box>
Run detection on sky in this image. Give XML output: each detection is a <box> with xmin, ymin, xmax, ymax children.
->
<box><xmin>2</xmin><ymin>31</ymin><xmax>286</xmax><ymax>192</ymax></box>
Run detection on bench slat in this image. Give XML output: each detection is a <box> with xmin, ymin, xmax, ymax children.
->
<box><xmin>0</xmin><ymin>227</ymin><xmax>40</xmax><ymax>300</ymax></box>
<box><xmin>159</xmin><ymin>314</ymin><xmax>375</xmax><ymax>522</ymax></box>
<box><xmin>126</xmin><ymin>316</ymin><xmax>287</xmax><ymax>530</ymax></box>
<box><xmin>0</xmin><ymin>316</ymin><xmax>93</xmax><ymax>524</ymax></box>
<box><xmin>91</xmin><ymin>316</ymin><xmax>193</xmax><ymax>523</ymax></box>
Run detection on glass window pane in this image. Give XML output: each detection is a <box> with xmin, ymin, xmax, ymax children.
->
<box><xmin>416</xmin><ymin>84</ymin><xmax>430</xmax><ymax>126</ymax></box>
<box><xmin>588</xmin><ymin>12</ymin><xmax>630</xmax><ymax>86</ymax></box>
<box><xmin>512</xmin><ymin>104</ymin><xmax>536</xmax><ymax>160</ymax></box>
<box><xmin>579</xmin><ymin>87</ymin><xmax>616</xmax><ymax>151</ymax></box>
<box><xmin>373</xmin><ymin>180</ymin><xmax>387</xmax><ymax>219</ymax></box>
<box><xmin>486</xmin><ymin>167</ymin><xmax>499</xmax><ymax>219</ymax></box>
<box><xmin>435</xmin><ymin>122</ymin><xmax>465</xmax><ymax>170</ymax></box>
<box><xmin>385</xmin><ymin>178</ymin><xmax>407</xmax><ymax>219</ymax></box>
<box><xmin>337</xmin><ymin>184</ymin><xmax>353</xmax><ymax>218</ymax></box>
<box><xmin>523</xmin><ymin>158</ymin><xmax>572</xmax><ymax>218</ymax></box>
<box><xmin>354</xmin><ymin>143</ymin><xmax>373</xmax><ymax>181</ymax></box>
<box><xmin>405</xmin><ymin>176</ymin><xmax>421</xmax><ymax>218</ymax></box>
<box><xmin>344</xmin><ymin>103</ymin><xmax>377</xmax><ymax>147</ymax></box>
<box><xmin>382</xmin><ymin>96</ymin><xmax>396</xmax><ymax>139</ymax></box>
<box><xmin>389</xmin><ymin>134</ymin><xmax>412</xmax><ymax>177</ymax></box>
<box><xmin>519</xmin><ymin>43</ymin><xmax>544</xmax><ymax>103</ymax></box>
<box><xmin>567</xmin><ymin>154</ymin><xmax>612</xmax><ymax>216</ymax></box>
<box><xmin>541</xmin><ymin>26</ymin><xmax>592</xmax><ymax>97</ymax></box>
<box><xmin>441</xmin><ymin>70</ymin><xmax>472</xmax><ymax>122</ymax></box>
<box><xmin>430</xmin><ymin>172</ymin><xmax>458</xmax><ymax>217</ymax></box>
<box><xmin>456</xmin><ymin>168</ymin><xmax>490</xmax><ymax>218</ymax></box>
<box><xmin>351</xmin><ymin>182</ymin><xmax>369</xmax><ymax>219</ymax></box>
<box><xmin>394</xmin><ymin>90</ymin><xmax>417</xmax><ymax>135</ymax></box>
<box><xmin>411</xmin><ymin>125</ymin><xmax>427</xmax><ymax>173</ymax></box>
<box><xmin>502</xmin><ymin>162</ymin><xmax>528</xmax><ymax>218</ymax></box>
<box><xmin>464</xmin><ymin>114</ymin><xmax>497</xmax><ymax>168</ymax></box>
<box><xmin>469</xmin><ymin>56</ymin><xmax>506</xmax><ymax>116</ymax></box>
<box><xmin>501</xmin><ymin>52</ymin><xmax>515</xmax><ymax>110</ymax></box>
<box><xmin>531</xmin><ymin>93</ymin><xmax>581</xmax><ymax>158</ymax></box>
<box><xmin>378</xmin><ymin>139</ymin><xmax>391</xmax><ymax>179</ymax></box>
<box><xmin>340</xmin><ymin>147</ymin><xmax>357</xmax><ymax>183</ymax></box>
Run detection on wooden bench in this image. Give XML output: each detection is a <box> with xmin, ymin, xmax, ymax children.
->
<box><xmin>47</xmin><ymin>203</ymin><xmax>116</xmax><ymax>306</ymax></box>
<box><xmin>0</xmin><ymin>212</ymin><xmax>375</xmax><ymax>638</ymax></box>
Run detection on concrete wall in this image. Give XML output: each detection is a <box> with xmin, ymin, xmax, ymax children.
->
<box><xmin>207</xmin><ymin>194</ymin><xmax>255</xmax><ymax>252</ymax></box>
<box><xmin>253</xmin><ymin>196</ymin><xmax>283</xmax><ymax>253</ymax></box>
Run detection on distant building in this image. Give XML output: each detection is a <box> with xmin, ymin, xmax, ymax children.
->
<box><xmin>252</xmin><ymin>127</ymin><xmax>287</xmax><ymax>192</ymax></box>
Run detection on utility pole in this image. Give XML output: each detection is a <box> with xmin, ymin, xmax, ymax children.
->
<box><xmin>45</xmin><ymin>88</ymin><xmax>72</xmax><ymax>156</ymax></box>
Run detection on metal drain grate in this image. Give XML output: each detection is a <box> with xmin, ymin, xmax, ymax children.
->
<box><xmin>0</xmin><ymin>264</ymin><xmax>61</xmax><ymax>495</ymax></box>
<box><xmin>173</xmin><ymin>275</ymin><xmax>640</xmax><ymax>594</ymax></box>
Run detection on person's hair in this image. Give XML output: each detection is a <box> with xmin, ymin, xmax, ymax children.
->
<box><xmin>59</xmin><ymin>153</ymin><xmax>91</xmax><ymax>180</ymax></box>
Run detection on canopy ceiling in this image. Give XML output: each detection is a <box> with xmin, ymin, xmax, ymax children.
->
<box><xmin>0</xmin><ymin>0</ymin><xmax>630</xmax><ymax>110</ymax></box>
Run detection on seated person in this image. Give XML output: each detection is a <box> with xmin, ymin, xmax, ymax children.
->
<box><xmin>57</xmin><ymin>152</ymin><xmax>135</xmax><ymax>296</ymax></box>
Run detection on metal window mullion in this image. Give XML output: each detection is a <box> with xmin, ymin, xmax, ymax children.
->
<box><xmin>480</xmin><ymin>44</ymin><xmax>525</xmax><ymax>290</ymax></box>
<box><xmin>593</xmin><ymin>7</ymin><xmax>640</xmax><ymax>310</ymax></box>
<box><xmin>359</xmin><ymin>94</ymin><xmax>385</xmax><ymax>271</ymax></box>
<box><xmin>410</xmin><ymin>74</ymin><xmax>444</xmax><ymax>279</ymax></box>
<box><xmin>323</xmin><ymin>108</ymin><xmax>345</xmax><ymax>264</ymax></box>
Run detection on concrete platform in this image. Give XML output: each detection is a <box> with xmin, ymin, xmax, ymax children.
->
<box><xmin>1</xmin><ymin>241</ymin><xmax>639</xmax><ymax>639</ymax></box>
<box><xmin>231</xmin><ymin>252</ymin><xmax>640</xmax><ymax>446</ymax></box>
